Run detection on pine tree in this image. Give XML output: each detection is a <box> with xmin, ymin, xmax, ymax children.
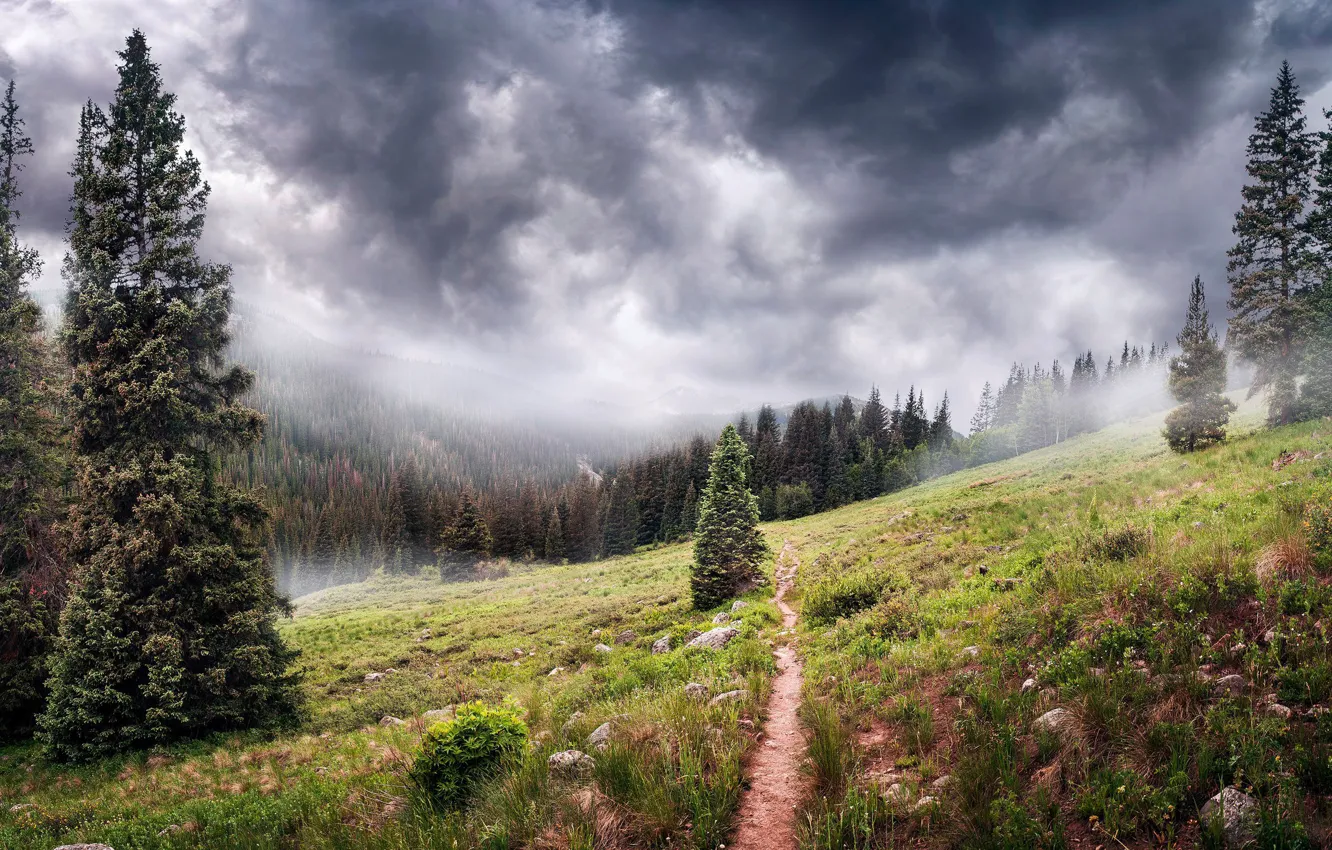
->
<box><xmin>601</xmin><ymin>474</ymin><xmax>639</xmax><ymax>556</ymax></box>
<box><xmin>1299</xmin><ymin>283</ymin><xmax>1332</xmax><ymax>418</ymax></box>
<box><xmin>543</xmin><ymin>507</ymin><xmax>564</xmax><ymax>562</ymax></box>
<box><xmin>1305</xmin><ymin>105</ymin><xmax>1332</xmax><ymax>281</ymax></box>
<box><xmin>929</xmin><ymin>393</ymin><xmax>953</xmax><ymax>450</ymax></box>
<box><xmin>0</xmin><ymin>79</ymin><xmax>66</xmax><ymax>740</ymax></box>
<box><xmin>750</xmin><ymin>405</ymin><xmax>781</xmax><ymax>497</ymax></box>
<box><xmin>970</xmin><ymin>382</ymin><xmax>994</xmax><ymax>434</ymax></box>
<box><xmin>690</xmin><ymin>425</ymin><xmax>768</xmax><ymax>609</ymax></box>
<box><xmin>1228</xmin><ymin>61</ymin><xmax>1317</xmax><ymax>425</ymax></box>
<box><xmin>1165</xmin><ymin>277</ymin><xmax>1236</xmax><ymax>452</ymax></box>
<box><xmin>438</xmin><ymin>490</ymin><xmax>492</xmax><ymax>580</ymax></box>
<box><xmin>41</xmin><ymin>33</ymin><xmax>300</xmax><ymax>761</ymax></box>
<box><xmin>859</xmin><ymin>386</ymin><xmax>888</xmax><ymax>449</ymax></box>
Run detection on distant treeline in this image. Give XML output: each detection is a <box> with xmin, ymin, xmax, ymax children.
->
<box><xmin>244</xmin><ymin>336</ymin><xmax>1171</xmax><ymax>596</ymax></box>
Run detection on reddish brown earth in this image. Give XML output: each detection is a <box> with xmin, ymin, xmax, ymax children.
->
<box><xmin>729</xmin><ymin>542</ymin><xmax>805</xmax><ymax>850</ymax></box>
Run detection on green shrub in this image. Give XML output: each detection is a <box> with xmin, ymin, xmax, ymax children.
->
<box><xmin>409</xmin><ymin>701</ymin><xmax>528</xmax><ymax>810</ymax></box>
<box><xmin>1081</xmin><ymin>523</ymin><xmax>1152</xmax><ymax>561</ymax></box>
<box><xmin>804</xmin><ymin>571</ymin><xmax>904</xmax><ymax>625</ymax></box>
<box><xmin>1304</xmin><ymin>493</ymin><xmax>1332</xmax><ymax>567</ymax></box>
<box><xmin>775</xmin><ymin>483</ymin><xmax>815</xmax><ymax>520</ymax></box>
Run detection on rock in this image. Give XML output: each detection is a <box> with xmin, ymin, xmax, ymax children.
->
<box><xmin>1263</xmin><ymin>628</ymin><xmax>1278</xmax><ymax>645</ymax></box>
<box><xmin>712</xmin><ymin>612</ymin><xmax>732</xmax><ymax>625</ymax></box>
<box><xmin>687</xmin><ymin>627</ymin><xmax>739</xmax><ymax>650</ymax></box>
<box><xmin>931</xmin><ymin>775</ymin><xmax>954</xmax><ymax>793</ymax></box>
<box><xmin>547</xmin><ymin>666</ymin><xmax>565</xmax><ymax>676</ymax></box>
<box><xmin>1020</xmin><ymin>677</ymin><xmax>1037</xmax><ymax>694</ymax></box>
<box><xmin>512</xmin><ymin>648</ymin><xmax>524</xmax><ymax>657</ymax></box>
<box><xmin>913</xmin><ymin>796</ymin><xmax>938</xmax><ymax>813</ymax></box>
<box><xmin>587</xmin><ymin>722</ymin><xmax>615</xmax><ymax>751</ymax></box>
<box><xmin>1033</xmin><ymin>708</ymin><xmax>1076</xmax><ymax>741</ymax></box>
<box><xmin>548</xmin><ymin>750</ymin><xmax>597</xmax><ymax>779</ymax></box>
<box><xmin>561</xmin><ymin>711</ymin><xmax>585</xmax><ymax>736</ymax></box>
<box><xmin>533</xmin><ymin>730</ymin><xmax>554</xmax><ymax>747</ymax></box>
<box><xmin>1214</xmin><ymin>674</ymin><xmax>1246</xmax><ymax>696</ymax></box>
<box><xmin>730</xmin><ymin>620</ymin><xmax>744</xmax><ymax>629</ymax></box>
<box><xmin>363</xmin><ymin>672</ymin><xmax>386</xmax><ymax>683</ymax></box>
<box><xmin>157</xmin><ymin>824</ymin><xmax>182</xmax><ymax>837</ymax></box>
<box><xmin>684</xmin><ymin>682</ymin><xmax>710</xmax><ymax>701</ymax></box>
<box><xmin>614</xmin><ymin>630</ymin><xmax>637</xmax><ymax>646</ymax></box>
<box><xmin>1266</xmin><ymin>703</ymin><xmax>1292</xmax><ymax>720</ymax></box>
<box><xmin>883</xmin><ymin>783</ymin><xmax>911</xmax><ymax>804</ymax></box>
<box><xmin>422</xmin><ymin>708</ymin><xmax>455</xmax><ymax>724</ymax></box>
<box><xmin>53</xmin><ymin>846</ymin><xmax>116</xmax><ymax>850</ymax></box>
<box><xmin>684</xmin><ymin>629</ymin><xmax>701</xmax><ymax>643</ymax></box>
<box><xmin>1199</xmin><ymin>787</ymin><xmax>1258</xmax><ymax>848</ymax></box>
<box><xmin>593</xmin><ymin>643</ymin><xmax>613</xmax><ymax>654</ymax></box>
<box><xmin>959</xmin><ymin>645</ymin><xmax>980</xmax><ymax>661</ymax></box>
<box><xmin>977</xmin><ymin>564</ymin><xmax>989</xmax><ymax>575</ymax></box>
<box><xmin>379</xmin><ymin>715</ymin><xmax>406</xmax><ymax>727</ymax></box>
<box><xmin>590</xmin><ymin>629</ymin><xmax>602</xmax><ymax>638</ymax></box>
<box><xmin>731</xmin><ymin>600</ymin><xmax>749</xmax><ymax>612</ymax></box>
<box><xmin>708</xmin><ymin>689</ymin><xmax>749</xmax><ymax>706</ymax></box>
<box><xmin>651</xmin><ymin>635</ymin><xmax>672</xmax><ymax>655</ymax></box>
<box><xmin>9</xmin><ymin>803</ymin><xmax>34</xmax><ymax>813</ymax></box>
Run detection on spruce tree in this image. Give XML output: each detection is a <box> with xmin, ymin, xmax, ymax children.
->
<box><xmin>438</xmin><ymin>490</ymin><xmax>492</xmax><ymax>579</ymax></box>
<box><xmin>601</xmin><ymin>474</ymin><xmax>639</xmax><ymax>556</ymax></box>
<box><xmin>543</xmin><ymin>507</ymin><xmax>564</xmax><ymax>562</ymax></box>
<box><xmin>859</xmin><ymin>386</ymin><xmax>888</xmax><ymax>450</ymax></box>
<box><xmin>1228</xmin><ymin>61</ymin><xmax>1317</xmax><ymax>425</ymax></box>
<box><xmin>1299</xmin><ymin>283</ymin><xmax>1332</xmax><ymax>418</ymax></box>
<box><xmin>41</xmin><ymin>34</ymin><xmax>300</xmax><ymax>761</ymax></box>
<box><xmin>1165</xmin><ymin>277</ymin><xmax>1236</xmax><ymax>452</ymax></box>
<box><xmin>970</xmin><ymin>382</ymin><xmax>994</xmax><ymax>434</ymax></box>
<box><xmin>690</xmin><ymin>424</ymin><xmax>767</xmax><ymax>609</ymax></box>
<box><xmin>0</xmin><ymin>79</ymin><xmax>66</xmax><ymax>740</ymax></box>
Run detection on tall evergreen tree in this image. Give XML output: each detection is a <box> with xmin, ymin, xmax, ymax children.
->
<box><xmin>750</xmin><ymin>405</ymin><xmax>781</xmax><ymax>500</ymax></box>
<box><xmin>691</xmin><ymin>425</ymin><xmax>767</xmax><ymax>609</ymax></box>
<box><xmin>438</xmin><ymin>490</ymin><xmax>492</xmax><ymax>579</ymax></box>
<box><xmin>543</xmin><ymin>506</ymin><xmax>565</xmax><ymax>562</ymax></box>
<box><xmin>1299</xmin><ymin>282</ymin><xmax>1332</xmax><ymax>418</ymax></box>
<box><xmin>1165</xmin><ymin>277</ymin><xmax>1236</xmax><ymax>452</ymax></box>
<box><xmin>601</xmin><ymin>474</ymin><xmax>639</xmax><ymax>556</ymax></box>
<box><xmin>0</xmin><ymin>79</ymin><xmax>65</xmax><ymax>740</ymax></box>
<box><xmin>970</xmin><ymin>382</ymin><xmax>994</xmax><ymax>435</ymax></box>
<box><xmin>41</xmin><ymin>33</ymin><xmax>300</xmax><ymax>761</ymax></box>
<box><xmin>1228</xmin><ymin>61</ymin><xmax>1317</xmax><ymax>425</ymax></box>
<box><xmin>929</xmin><ymin>392</ymin><xmax>953</xmax><ymax>450</ymax></box>
<box><xmin>859</xmin><ymin>386</ymin><xmax>888</xmax><ymax>450</ymax></box>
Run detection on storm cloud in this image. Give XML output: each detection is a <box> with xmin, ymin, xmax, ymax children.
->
<box><xmin>4</xmin><ymin>0</ymin><xmax>1332</xmax><ymax>415</ymax></box>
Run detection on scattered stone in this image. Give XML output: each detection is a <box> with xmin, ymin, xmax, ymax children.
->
<box><xmin>730</xmin><ymin>619</ymin><xmax>744</xmax><ymax>629</ymax></box>
<box><xmin>587</xmin><ymin>722</ymin><xmax>614</xmax><ymax>751</ymax></box>
<box><xmin>561</xmin><ymin>711</ymin><xmax>585</xmax><ymax>736</ymax></box>
<box><xmin>548</xmin><ymin>750</ymin><xmax>597</xmax><ymax>779</ymax></box>
<box><xmin>1020</xmin><ymin>677</ymin><xmax>1037</xmax><ymax>694</ymax></box>
<box><xmin>931</xmin><ymin>775</ymin><xmax>954</xmax><ymax>793</ymax></box>
<box><xmin>712</xmin><ymin>612</ymin><xmax>732</xmax><ymax>625</ymax></box>
<box><xmin>959</xmin><ymin>645</ymin><xmax>980</xmax><ymax>661</ymax></box>
<box><xmin>590</xmin><ymin>629</ymin><xmax>602</xmax><ymax>638</ymax></box>
<box><xmin>1193</xmin><ymin>521</ymin><xmax>1204</xmax><ymax>529</ymax></box>
<box><xmin>913</xmin><ymin>796</ymin><xmax>938</xmax><ymax>813</ymax></box>
<box><xmin>1263</xmin><ymin>628</ymin><xmax>1278</xmax><ymax>645</ymax></box>
<box><xmin>1199</xmin><ymin>787</ymin><xmax>1258</xmax><ymax>848</ymax></box>
<box><xmin>379</xmin><ymin>715</ymin><xmax>406</xmax><ymax>727</ymax></box>
<box><xmin>883</xmin><ymin>783</ymin><xmax>911</xmax><ymax>804</ymax></box>
<box><xmin>363</xmin><ymin>672</ymin><xmax>386</xmax><ymax>683</ymax></box>
<box><xmin>53</xmin><ymin>845</ymin><xmax>116</xmax><ymax>850</ymax></box>
<box><xmin>684</xmin><ymin>629</ymin><xmax>702</xmax><ymax>643</ymax></box>
<box><xmin>614</xmin><ymin>630</ymin><xmax>637</xmax><ymax>646</ymax></box>
<box><xmin>651</xmin><ymin>635</ymin><xmax>672</xmax><ymax>655</ymax></box>
<box><xmin>422</xmin><ymin>708</ymin><xmax>455</xmax><ymax>724</ymax></box>
<box><xmin>687</xmin><ymin>627</ymin><xmax>739</xmax><ymax>650</ymax></box>
<box><xmin>512</xmin><ymin>648</ymin><xmax>525</xmax><ymax>658</ymax></box>
<box><xmin>593</xmin><ymin>643</ymin><xmax>613</xmax><ymax>654</ymax></box>
<box><xmin>158</xmin><ymin>824</ymin><xmax>182</xmax><ymax>837</ymax></box>
<box><xmin>547</xmin><ymin>666</ymin><xmax>565</xmax><ymax>676</ymax></box>
<box><xmin>1266</xmin><ymin>703</ymin><xmax>1293</xmax><ymax>720</ymax></box>
<box><xmin>416</xmin><ymin>629</ymin><xmax>433</xmax><ymax>642</ymax></box>
<box><xmin>731</xmin><ymin>600</ymin><xmax>749</xmax><ymax>612</ymax></box>
<box><xmin>737</xmin><ymin>718</ymin><xmax>755</xmax><ymax>731</ymax></box>
<box><xmin>977</xmin><ymin>564</ymin><xmax>989</xmax><ymax>575</ymax></box>
<box><xmin>1214</xmin><ymin>674</ymin><xmax>1246</xmax><ymax>696</ymax></box>
<box><xmin>709</xmin><ymin>689</ymin><xmax>749</xmax><ymax>707</ymax></box>
<box><xmin>9</xmin><ymin>803</ymin><xmax>34</xmax><ymax>813</ymax></box>
<box><xmin>1033</xmin><ymin>708</ymin><xmax>1076</xmax><ymax>741</ymax></box>
<box><xmin>684</xmin><ymin>682</ymin><xmax>709</xmax><ymax>701</ymax></box>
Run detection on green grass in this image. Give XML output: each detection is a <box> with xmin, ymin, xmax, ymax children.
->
<box><xmin>6</xmin><ymin>394</ymin><xmax>1332</xmax><ymax>848</ymax></box>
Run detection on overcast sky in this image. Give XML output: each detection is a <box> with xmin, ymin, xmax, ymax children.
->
<box><xmin>4</xmin><ymin>0</ymin><xmax>1332</xmax><ymax>418</ymax></box>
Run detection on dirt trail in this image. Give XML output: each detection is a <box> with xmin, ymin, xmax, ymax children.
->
<box><xmin>729</xmin><ymin>541</ymin><xmax>804</xmax><ymax>850</ymax></box>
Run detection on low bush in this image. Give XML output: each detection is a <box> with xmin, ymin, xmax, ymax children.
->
<box><xmin>1304</xmin><ymin>492</ymin><xmax>1332</xmax><ymax>568</ymax></box>
<box><xmin>804</xmin><ymin>571</ymin><xmax>906</xmax><ymax>625</ymax></box>
<box><xmin>409</xmin><ymin>701</ymin><xmax>528</xmax><ymax>810</ymax></box>
<box><xmin>1081</xmin><ymin>523</ymin><xmax>1152</xmax><ymax>562</ymax></box>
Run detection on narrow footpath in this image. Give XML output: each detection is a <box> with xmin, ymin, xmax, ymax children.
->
<box><xmin>729</xmin><ymin>541</ymin><xmax>804</xmax><ymax>850</ymax></box>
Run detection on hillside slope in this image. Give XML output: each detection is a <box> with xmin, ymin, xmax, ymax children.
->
<box><xmin>3</xmin><ymin>397</ymin><xmax>1330</xmax><ymax>849</ymax></box>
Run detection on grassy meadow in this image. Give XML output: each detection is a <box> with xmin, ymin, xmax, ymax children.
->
<box><xmin>4</xmin><ymin>394</ymin><xmax>1332</xmax><ymax>849</ymax></box>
